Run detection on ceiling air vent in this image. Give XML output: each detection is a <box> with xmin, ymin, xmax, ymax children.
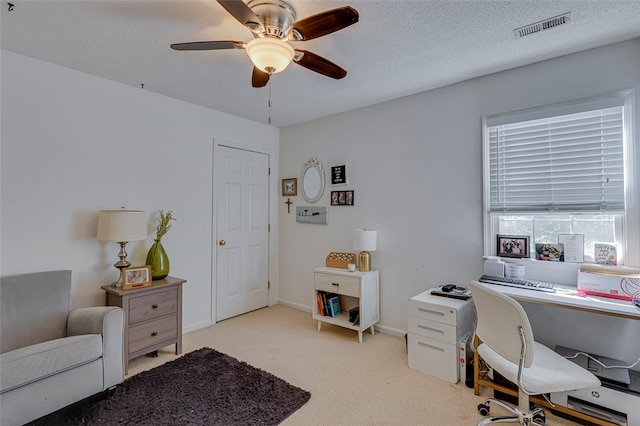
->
<box><xmin>514</xmin><ymin>12</ymin><xmax>571</xmax><ymax>38</ymax></box>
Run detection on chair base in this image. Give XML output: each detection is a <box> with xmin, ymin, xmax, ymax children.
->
<box><xmin>477</xmin><ymin>396</ymin><xmax>546</xmax><ymax>425</ymax></box>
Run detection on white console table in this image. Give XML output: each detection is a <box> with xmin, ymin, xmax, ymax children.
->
<box><xmin>313</xmin><ymin>267</ymin><xmax>379</xmax><ymax>343</ymax></box>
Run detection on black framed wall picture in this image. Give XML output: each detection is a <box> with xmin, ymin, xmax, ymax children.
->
<box><xmin>331</xmin><ymin>164</ymin><xmax>348</xmax><ymax>185</ymax></box>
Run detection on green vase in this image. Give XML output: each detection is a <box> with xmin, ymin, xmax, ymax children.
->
<box><xmin>146</xmin><ymin>240</ymin><xmax>169</xmax><ymax>280</ymax></box>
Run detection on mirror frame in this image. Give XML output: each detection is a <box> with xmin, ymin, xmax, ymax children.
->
<box><xmin>300</xmin><ymin>157</ymin><xmax>325</xmax><ymax>203</ymax></box>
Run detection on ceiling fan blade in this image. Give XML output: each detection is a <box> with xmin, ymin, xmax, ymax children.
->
<box><xmin>252</xmin><ymin>66</ymin><xmax>270</xmax><ymax>88</ymax></box>
<box><xmin>290</xmin><ymin>6</ymin><xmax>358</xmax><ymax>41</ymax></box>
<box><xmin>217</xmin><ymin>0</ymin><xmax>264</xmax><ymax>34</ymax></box>
<box><xmin>294</xmin><ymin>50</ymin><xmax>347</xmax><ymax>79</ymax></box>
<box><xmin>170</xmin><ymin>41</ymin><xmax>245</xmax><ymax>51</ymax></box>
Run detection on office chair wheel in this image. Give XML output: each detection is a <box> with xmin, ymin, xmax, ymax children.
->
<box><xmin>532</xmin><ymin>410</ymin><xmax>546</xmax><ymax>424</ymax></box>
<box><xmin>477</xmin><ymin>403</ymin><xmax>490</xmax><ymax>416</ymax></box>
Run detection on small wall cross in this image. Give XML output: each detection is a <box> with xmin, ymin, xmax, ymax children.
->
<box><xmin>285</xmin><ymin>198</ymin><xmax>293</xmax><ymax>214</ymax></box>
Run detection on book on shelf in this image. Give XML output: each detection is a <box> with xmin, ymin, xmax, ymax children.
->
<box><xmin>317</xmin><ymin>293</ymin><xmax>325</xmax><ymax>316</ymax></box>
<box><xmin>317</xmin><ymin>291</ymin><xmax>340</xmax><ymax>317</ymax></box>
<box><xmin>328</xmin><ymin>295</ymin><xmax>341</xmax><ymax>317</ymax></box>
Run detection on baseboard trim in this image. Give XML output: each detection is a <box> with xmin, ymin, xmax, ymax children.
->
<box><xmin>277</xmin><ymin>299</ymin><xmax>311</xmax><ymax>313</ymax></box>
<box><xmin>183</xmin><ymin>319</ymin><xmax>213</xmax><ymax>334</ymax></box>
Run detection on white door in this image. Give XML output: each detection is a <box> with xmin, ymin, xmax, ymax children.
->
<box><xmin>215</xmin><ymin>146</ymin><xmax>270</xmax><ymax>321</ymax></box>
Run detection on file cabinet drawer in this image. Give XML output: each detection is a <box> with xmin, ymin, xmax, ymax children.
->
<box><xmin>408</xmin><ymin>298</ymin><xmax>457</xmax><ymax>326</ymax></box>
<box><xmin>408</xmin><ymin>315</ymin><xmax>457</xmax><ymax>345</ymax></box>
<box><xmin>407</xmin><ymin>333</ymin><xmax>458</xmax><ymax>383</ymax></box>
<box><xmin>314</xmin><ymin>272</ymin><xmax>359</xmax><ymax>297</ymax></box>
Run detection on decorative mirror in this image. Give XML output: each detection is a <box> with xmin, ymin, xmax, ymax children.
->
<box><xmin>300</xmin><ymin>157</ymin><xmax>325</xmax><ymax>203</ymax></box>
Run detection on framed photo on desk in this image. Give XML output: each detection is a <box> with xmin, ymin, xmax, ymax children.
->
<box><xmin>497</xmin><ymin>235</ymin><xmax>529</xmax><ymax>259</ymax></box>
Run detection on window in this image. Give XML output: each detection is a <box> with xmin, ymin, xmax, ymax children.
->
<box><xmin>483</xmin><ymin>91</ymin><xmax>636</xmax><ymax>266</ymax></box>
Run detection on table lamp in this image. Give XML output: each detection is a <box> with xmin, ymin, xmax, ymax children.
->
<box><xmin>97</xmin><ymin>209</ymin><xmax>147</xmax><ymax>285</ymax></box>
<box><xmin>353</xmin><ymin>229</ymin><xmax>377</xmax><ymax>272</ymax></box>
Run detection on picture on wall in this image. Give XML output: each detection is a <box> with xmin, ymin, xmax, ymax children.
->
<box><xmin>331</xmin><ymin>164</ymin><xmax>348</xmax><ymax>185</ymax></box>
<box><xmin>331</xmin><ymin>190</ymin><xmax>354</xmax><ymax>206</ymax></box>
<box><xmin>496</xmin><ymin>235</ymin><xmax>529</xmax><ymax>258</ymax></box>
<box><xmin>282</xmin><ymin>178</ymin><xmax>297</xmax><ymax>196</ymax></box>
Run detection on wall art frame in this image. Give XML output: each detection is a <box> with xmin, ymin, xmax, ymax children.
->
<box><xmin>296</xmin><ymin>206</ymin><xmax>329</xmax><ymax>224</ymax></box>
<box><xmin>331</xmin><ymin>190</ymin><xmax>354</xmax><ymax>206</ymax></box>
<box><xmin>282</xmin><ymin>177</ymin><xmax>297</xmax><ymax>196</ymax></box>
<box><xmin>331</xmin><ymin>164</ymin><xmax>348</xmax><ymax>186</ymax></box>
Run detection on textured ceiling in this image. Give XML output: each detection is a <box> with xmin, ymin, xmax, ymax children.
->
<box><xmin>2</xmin><ymin>1</ymin><xmax>640</xmax><ymax>128</ymax></box>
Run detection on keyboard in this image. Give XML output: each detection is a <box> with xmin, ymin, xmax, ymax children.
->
<box><xmin>478</xmin><ymin>275</ymin><xmax>557</xmax><ymax>293</ymax></box>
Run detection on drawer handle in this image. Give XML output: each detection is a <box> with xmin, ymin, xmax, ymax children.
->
<box><xmin>152</xmin><ymin>304</ymin><xmax>159</xmax><ymax>309</ymax></box>
<box><xmin>418</xmin><ymin>341</ymin><xmax>445</xmax><ymax>352</ymax></box>
<box><xmin>417</xmin><ymin>324</ymin><xmax>445</xmax><ymax>334</ymax></box>
<box><xmin>418</xmin><ymin>308</ymin><xmax>445</xmax><ymax>316</ymax></box>
<box><xmin>151</xmin><ymin>331</ymin><xmax>158</xmax><ymax>336</ymax></box>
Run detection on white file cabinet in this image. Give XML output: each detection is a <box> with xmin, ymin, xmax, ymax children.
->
<box><xmin>407</xmin><ymin>289</ymin><xmax>474</xmax><ymax>383</ymax></box>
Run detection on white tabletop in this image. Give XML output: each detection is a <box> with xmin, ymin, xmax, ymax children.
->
<box><xmin>481</xmin><ymin>282</ymin><xmax>640</xmax><ymax>320</ymax></box>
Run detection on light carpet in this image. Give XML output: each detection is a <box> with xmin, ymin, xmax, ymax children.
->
<box><xmin>126</xmin><ymin>305</ymin><xmax>579</xmax><ymax>425</ymax></box>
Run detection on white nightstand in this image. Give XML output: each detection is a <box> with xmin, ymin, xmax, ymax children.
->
<box><xmin>313</xmin><ymin>267</ymin><xmax>379</xmax><ymax>343</ymax></box>
<box><xmin>407</xmin><ymin>288</ymin><xmax>474</xmax><ymax>383</ymax></box>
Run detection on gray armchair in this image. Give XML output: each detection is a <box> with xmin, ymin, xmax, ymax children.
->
<box><xmin>0</xmin><ymin>270</ymin><xmax>125</xmax><ymax>425</ymax></box>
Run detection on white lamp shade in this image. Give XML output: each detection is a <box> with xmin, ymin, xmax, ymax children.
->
<box><xmin>353</xmin><ymin>229</ymin><xmax>377</xmax><ymax>252</ymax></box>
<box><xmin>246</xmin><ymin>38</ymin><xmax>294</xmax><ymax>74</ymax></box>
<box><xmin>97</xmin><ymin>210</ymin><xmax>147</xmax><ymax>242</ymax></box>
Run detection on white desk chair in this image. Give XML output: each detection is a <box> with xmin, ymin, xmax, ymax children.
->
<box><xmin>469</xmin><ymin>280</ymin><xmax>600</xmax><ymax>425</ymax></box>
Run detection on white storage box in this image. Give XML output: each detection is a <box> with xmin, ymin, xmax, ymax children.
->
<box><xmin>577</xmin><ymin>267</ymin><xmax>640</xmax><ymax>301</ymax></box>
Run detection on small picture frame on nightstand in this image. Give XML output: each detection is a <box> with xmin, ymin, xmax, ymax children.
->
<box><xmin>122</xmin><ymin>265</ymin><xmax>152</xmax><ymax>290</ymax></box>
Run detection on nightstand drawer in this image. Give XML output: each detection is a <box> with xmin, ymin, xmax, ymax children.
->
<box><xmin>314</xmin><ymin>273</ymin><xmax>359</xmax><ymax>297</ymax></box>
<box><xmin>408</xmin><ymin>315</ymin><xmax>457</xmax><ymax>344</ymax></box>
<box><xmin>408</xmin><ymin>298</ymin><xmax>458</xmax><ymax>326</ymax></box>
<box><xmin>129</xmin><ymin>289</ymin><xmax>178</xmax><ymax>325</ymax></box>
<box><xmin>128</xmin><ymin>314</ymin><xmax>178</xmax><ymax>354</ymax></box>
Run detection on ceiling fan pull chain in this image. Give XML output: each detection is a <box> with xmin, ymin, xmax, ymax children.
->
<box><xmin>268</xmin><ymin>80</ymin><xmax>272</xmax><ymax>125</ymax></box>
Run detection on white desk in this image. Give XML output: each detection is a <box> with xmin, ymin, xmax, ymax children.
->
<box><xmin>473</xmin><ymin>281</ymin><xmax>639</xmax><ymax>426</ymax></box>
<box><xmin>485</xmin><ymin>283</ymin><xmax>640</xmax><ymax>320</ymax></box>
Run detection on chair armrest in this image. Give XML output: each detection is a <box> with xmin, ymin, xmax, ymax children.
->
<box><xmin>68</xmin><ymin>307</ymin><xmax>125</xmax><ymax>388</ymax></box>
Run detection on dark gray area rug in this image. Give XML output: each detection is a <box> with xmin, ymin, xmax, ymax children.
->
<box><xmin>29</xmin><ymin>347</ymin><xmax>311</xmax><ymax>425</ymax></box>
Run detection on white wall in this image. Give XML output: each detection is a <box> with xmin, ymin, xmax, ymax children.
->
<box><xmin>279</xmin><ymin>39</ymin><xmax>640</xmax><ymax>364</ymax></box>
<box><xmin>1</xmin><ymin>50</ymin><xmax>279</xmax><ymax>333</ymax></box>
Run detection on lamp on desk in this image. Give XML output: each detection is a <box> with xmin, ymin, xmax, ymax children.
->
<box><xmin>97</xmin><ymin>209</ymin><xmax>147</xmax><ymax>286</ymax></box>
<box><xmin>353</xmin><ymin>229</ymin><xmax>377</xmax><ymax>272</ymax></box>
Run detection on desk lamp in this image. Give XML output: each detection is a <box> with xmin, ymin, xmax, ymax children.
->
<box><xmin>353</xmin><ymin>229</ymin><xmax>377</xmax><ymax>272</ymax></box>
<box><xmin>97</xmin><ymin>209</ymin><xmax>147</xmax><ymax>285</ymax></box>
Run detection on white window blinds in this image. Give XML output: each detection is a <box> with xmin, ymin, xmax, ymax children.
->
<box><xmin>486</xmin><ymin>105</ymin><xmax>625</xmax><ymax>213</ymax></box>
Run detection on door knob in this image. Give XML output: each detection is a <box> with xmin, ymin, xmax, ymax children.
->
<box><xmin>218</xmin><ymin>240</ymin><xmax>226</xmax><ymax>246</ymax></box>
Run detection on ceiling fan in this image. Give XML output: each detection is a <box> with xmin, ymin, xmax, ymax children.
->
<box><xmin>170</xmin><ymin>0</ymin><xmax>358</xmax><ymax>88</ymax></box>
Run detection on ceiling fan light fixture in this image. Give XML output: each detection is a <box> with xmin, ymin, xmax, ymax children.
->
<box><xmin>246</xmin><ymin>37</ymin><xmax>294</xmax><ymax>74</ymax></box>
